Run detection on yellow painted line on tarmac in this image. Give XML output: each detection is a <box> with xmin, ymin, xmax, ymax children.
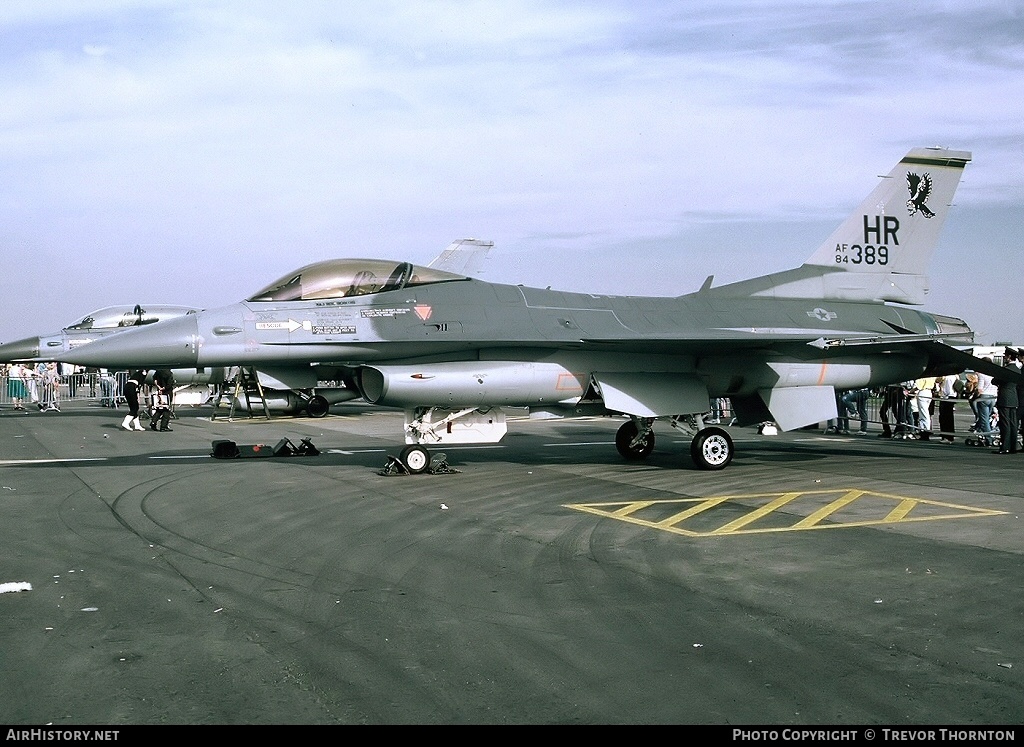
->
<box><xmin>792</xmin><ymin>489</ymin><xmax>865</xmax><ymax>528</ymax></box>
<box><xmin>654</xmin><ymin>495</ymin><xmax>733</xmax><ymax>526</ymax></box>
<box><xmin>712</xmin><ymin>491</ymin><xmax>802</xmax><ymax>534</ymax></box>
<box><xmin>884</xmin><ymin>497</ymin><xmax>918</xmax><ymax>523</ymax></box>
<box><xmin>565</xmin><ymin>488</ymin><xmax>1008</xmax><ymax>537</ymax></box>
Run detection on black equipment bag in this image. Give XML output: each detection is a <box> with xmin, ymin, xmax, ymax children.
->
<box><xmin>211</xmin><ymin>440</ymin><xmax>240</xmax><ymax>459</ymax></box>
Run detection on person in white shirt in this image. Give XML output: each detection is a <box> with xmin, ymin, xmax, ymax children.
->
<box><xmin>973</xmin><ymin>364</ymin><xmax>997</xmax><ymax>444</ymax></box>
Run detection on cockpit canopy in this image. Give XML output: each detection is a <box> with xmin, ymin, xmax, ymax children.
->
<box><xmin>64</xmin><ymin>305</ymin><xmax>197</xmax><ymax>331</ymax></box>
<box><xmin>246</xmin><ymin>259</ymin><xmax>467</xmax><ymax>302</ymax></box>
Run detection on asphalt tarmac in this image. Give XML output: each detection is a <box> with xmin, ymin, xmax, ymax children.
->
<box><xmin>1</xmin><ymin>400</ymin><xmax>1021</xmax><ymax>725</ymax></box>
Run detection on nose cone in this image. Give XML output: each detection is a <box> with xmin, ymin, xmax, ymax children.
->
<box><xmin>0</xmin><ymin>336</ymin><xmax>43</xmax><ymax>362</ymax></box>
<box><xmin>57</xmin><ymin>314</ymin><xmax>201</xmax><ymax>369</ymax></box>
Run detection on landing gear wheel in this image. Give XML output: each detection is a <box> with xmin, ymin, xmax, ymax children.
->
<box><xmin>400</xmin><ymin>444</ymin><xmax>430</xmax><ymax>474</ymax></box>
<box><xmin>690</xmin><ymin>427</ymin><xmax>733</xmax><ymax>470</ymax></box>
<box><xmin>306</xmin><ymin>395</ymin><xmax>330</xmax><ymax>418</ymax></box>
<box><xmin>616</xmin><ymin>420</ymin><xmax>655</xmax><ymax>460</ymax></box>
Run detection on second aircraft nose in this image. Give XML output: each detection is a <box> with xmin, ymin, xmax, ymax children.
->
<box><xmin>57</xmin><ymin>314</ymin><xmax>201</xmax><ymax>369</ymax></box>
<box><xmin>0</xmin><ymin>336</ymin><xmax>43</xmax><ymax>362</ymax></box>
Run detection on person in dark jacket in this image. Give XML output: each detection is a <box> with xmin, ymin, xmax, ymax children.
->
<box><xmin>151</xmin><ymin>369</ymin><xmax>176</xmax><ymax>431</ymax></box>
<box><xmin>150</xmin><ymin>379</ymin><xmax>172</xmax><ymax>432</ymax></box>
<box><xmin>1015</xmin><ymin>348</ymin><xmax>1024</xmax><ymax>449</ymax></box>
<box><xmin>877</xmin><ymin>383</ymin><xmax>906</xmax><ymax>439</ymax></box>
<box><xmin>119</xmin><ymin>371</ymin><xmax>146</xmax><ymax>432</ymax></box>
<box><xmin>993</xmin><ymin>349</ymin><xmax>1021</xmax><ymax>454</ymax></box>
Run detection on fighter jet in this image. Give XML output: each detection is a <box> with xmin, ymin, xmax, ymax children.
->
<box><xmin>0</xmin><ymin>302</ymin><xmax>232</xmax><ymax>407</ymax></box>
<box><xmin>59</xmin><ymin>147</ymin><xmax>982</xmax><ymax>471</ymax></box>
<box><xmin>0</xmin><ymin>304</ymin><xmax>198</xmax><ymax>363</ymax></box>
<box><xmin>2</xmin><ymin>239</ymin><xmax>492</xmax><ymax>416</ymax></box>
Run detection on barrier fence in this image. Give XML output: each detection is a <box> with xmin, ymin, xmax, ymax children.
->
<box><xmin>2</xmin><ymin>371</ymin><xmax>131</xmax><ymax>410</ymax></box>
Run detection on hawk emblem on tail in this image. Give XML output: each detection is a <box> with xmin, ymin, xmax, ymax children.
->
<box><xmin>906</xmin><ymin>171</ymin><xmax>935</xmax><ymax>218</ymax></box>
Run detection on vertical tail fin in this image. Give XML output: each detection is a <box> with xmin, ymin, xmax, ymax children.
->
<box><xmin>802</xmin><ymin>146</ymin><xmax>970</xmax><ymax>304</ymax></box>
<box><xmin>709</xmin><ymin>147</ymin><xmax>970</xmax><ymax>304</ymax></box>
<box><xmin>427</xmin><ymin>238</ymin><xmax>494</xmax><ymax>277</ymax></box>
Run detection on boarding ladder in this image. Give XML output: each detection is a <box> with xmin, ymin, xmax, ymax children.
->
<box><xmin>211</xmin><ymin>366</ymin><xmax>272</xmax><ymax>421</ymax></box>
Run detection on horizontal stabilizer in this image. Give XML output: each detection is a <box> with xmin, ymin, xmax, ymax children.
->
<box><xmin>916</xmin><ymin>341</ymin><xmax>1024</xmax><ymax>383</ymax></box>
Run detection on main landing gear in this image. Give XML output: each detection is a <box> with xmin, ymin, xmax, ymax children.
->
<box><xmin>615</xmin><ymin>419</ymin><xmax>656</xmax><ymax>460</ymax></box>
<box><xmin>615</xmin><ymin>416</ymin><xmax>734</xmax><ymax>470</ymax></box>
<box><xmin>689</xmin><ymin>426</ymin><xmax>733</xmax><ymax>470</ymax></box>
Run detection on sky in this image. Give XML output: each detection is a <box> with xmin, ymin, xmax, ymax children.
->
<box><xmin>2</xmin><ymin>0</ymin><xmax>1023</xmax><ymax>346</ymax></box>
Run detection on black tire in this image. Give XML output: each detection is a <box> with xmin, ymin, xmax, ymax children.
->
<box><xmin>615</xmin><ymin>420</ymin><xmax>655</xmax><ymax>460</ymax></box>
<box><xmin>400</xmin><ymin>444</ymin><xmax>430</xmax><ymax>474</ymax></box>
<box><xmin>306</xmin><ymin>395</ymin><xmax>330</xmax><ymax>418</ymax></box>
<box><xmin>690</xmin><ymin>427</ymin><xmax>733</xmax><ymax>470</ymax></box>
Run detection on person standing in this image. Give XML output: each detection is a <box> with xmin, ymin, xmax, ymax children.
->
<box><xmin>842</xmin><ymin>387</ymin><xmax>870</xmax><ymax>435</ymax></box>
<box><xmin>1016</xmin><ymin>348</ymin><xmax>1024</xmax><ymax>453</ymax></box>
<box><xmin>993</xmin><ymin>349</ymin><xmax>1020</xmax><ymax>454</ymax></box>
<box><xmin>154</xmin><ymin>369</ymin><xmax>176</xmax><ymax>418</ymax></box>
<box><xmin>63</xmin><ymin>363</ymin><xmax>79</xmax><ymax>399</ymax></box>
<box><xmin>914</xmin><ymin>376</ymin><xmax>937</xmax><ymax>440</ymax></box>
<box><xmin>120</xmin><ymin>371</ymin><xmax>146</xmax><ymax>431</ymax></box>
<box><xmin>85</xmin><ymin>366</ymin><xmax>99</xmax><ymax>398</ymax></box>
<box><xmin>878</xmin><ymin>383</ymin><xmax>903</xmax><ymax>439</ymax></box>
<box><xmin>936</xmin><ymin>375</ymin><xmax>957</xmax><ymax>444</ymax></box>
<box><xmin>99</xmin><ymin>369</ymin><xmax>115</xmax><ymax>407</ymax></box>
<box><xmin>150</xmin><ymin>376</ymin><xmax>172</xmax><ymax>432</ymax></box>
<box><xmin>26</xmin><ymin>362</ymin><xmax>41</xmax><ymax>408</ymax></box>
<box><xmin>38</xmin><ymin>362</ymin><xmax>61</xmax><ymax>412</ymax></box>
<box><xmin>892</xmin><ymin>380</ymin><xmax>916</xmax><ymax>439</ymax></box>
<box><xmin>825</xmin><ymin>389</ymin><xmax>849</xmax><ymax>435</ymax></box>
<box><xmin>7</xmin><ymin>362</ymin><xmax>29</xmax><ymax>410</ymax></box>
<box><xmin>973</xmin><ymin>365</ymin><xmax>997</xmax><ymax>445</ymax></box>
<box><xmin>964</xmin><ymin>371</ymin><xmax>980</xmax><ymax>422</ymax></box>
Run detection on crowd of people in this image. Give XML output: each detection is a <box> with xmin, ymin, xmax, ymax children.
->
<box><xmin>3</xmin><ymin>363</ymin><xmax>176</xmax><ymax>431</ymax></box>
<box><xmin>4</xmin><ymin>361</ymin><xmax>66</xmax><ymax>412</ymax></box>
<box><xmin>863</xmin><ymin>376</ymin><xmax>955</xmax><ymax>442</ymax></box>
<box><xmin>823</xmin><ymin>346</ymin><xmax>1024</xmax><ymax>453</ymax></box>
